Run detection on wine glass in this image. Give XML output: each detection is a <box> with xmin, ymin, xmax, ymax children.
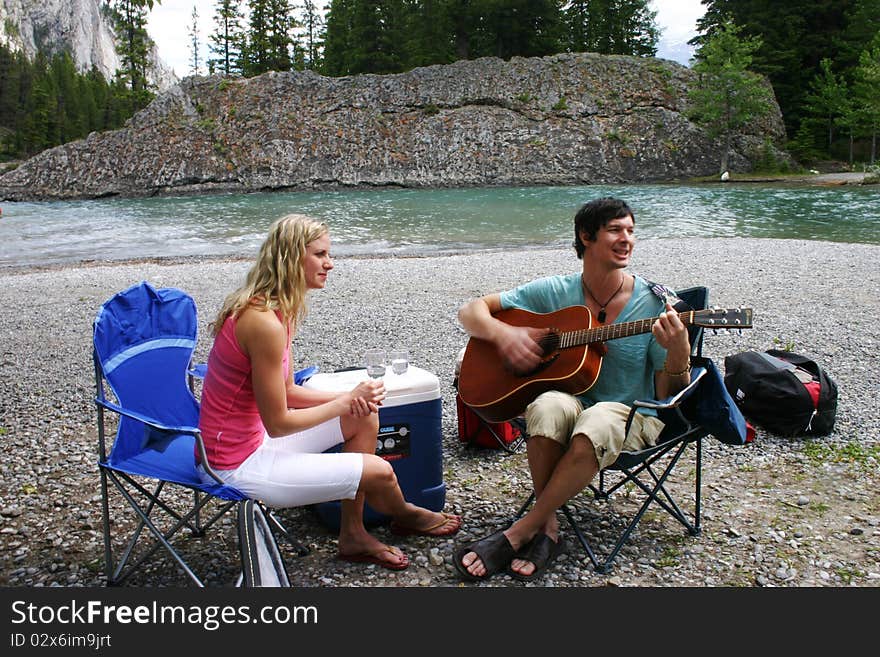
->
<box><xmin>364</xmin><ymin>349</ymin><xmax>386</xmax><ymax>378</ymax></box>
<box><xmin>389</xmin><ymin>349</ymin><xmax>409</xmax><ymax>375</ymax></box>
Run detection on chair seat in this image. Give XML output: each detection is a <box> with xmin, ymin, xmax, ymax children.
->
<box><xmin>102</xmin><ymin>431</ymin><xmax>246</xmax><ymax>502</ymax></box>
<box><xmin>609</xmin><ymin>424</ymin><xmax>705</xmax><ymax>471</ymax></box>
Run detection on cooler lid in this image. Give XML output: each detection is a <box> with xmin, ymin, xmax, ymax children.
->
<box><xmin>303</xmin><ymin>365</ymin><xmax>440</xmax><ymax>408</ymax></box>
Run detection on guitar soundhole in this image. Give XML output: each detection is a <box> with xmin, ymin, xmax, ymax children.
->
<box><xmin>538</xmin><ymin>330</ymin><xmax>560</xmax><ymax>356</ymax></box>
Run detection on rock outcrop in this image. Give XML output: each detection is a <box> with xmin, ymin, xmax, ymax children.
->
<box><xmin>0</xmin><ymin>52</ymin><xmax>790</xmax><ymax>201</ymax></box>
<box><xmin>0</xmin><ymin>0</ymin><xmax>175</xmax><ymax>89</ymax></box>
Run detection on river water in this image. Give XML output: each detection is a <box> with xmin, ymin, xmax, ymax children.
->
<box><xmin>1</xmin><ymin>183</ymin><xmax>877</xmax><ymax>267</ymax></box>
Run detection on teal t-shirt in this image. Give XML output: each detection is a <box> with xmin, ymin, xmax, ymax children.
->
<box><xmin>499</xmin><ymin>273</ymin><xmax>667</xmax><ymax>409</ymax></box>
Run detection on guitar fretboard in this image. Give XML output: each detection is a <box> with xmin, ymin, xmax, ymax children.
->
<box><xmin>559</xmin><ymin>311</ymin><xmax>695</xmax><ymax>348</ymax></box>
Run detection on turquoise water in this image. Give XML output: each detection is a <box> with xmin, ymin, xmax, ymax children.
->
<box><xmin>1</xmin><ymin>183</ymin><xmax>877</xmax><ymax>267</ymax></box>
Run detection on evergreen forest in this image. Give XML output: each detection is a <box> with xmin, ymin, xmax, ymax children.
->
<box><xmin>1</xmin><ymin>0</ymin><xmax>878</xmax><ymax>168</ymax></box>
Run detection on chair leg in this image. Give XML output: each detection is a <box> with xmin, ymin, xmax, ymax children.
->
<box><xmin>99</xmin><ymin>468</ymin><xmax>117</xmax><ymax>585</ymax></box>
<box><xmin>594</xmin><ymin>441</ymin><xmax>702</xmax><ymax>572</ymax></box>
<box><xmin>560</xmin><ymin>504</ymin><xmax>599</xmax><ymax>569</ymax></box>
<box><xmin>102</xmin><ymin>470</ymin><xmax>243</xmax><ymax>587</ymax></box>
<box><xmin>108</xmin><ymin>475</ymin><xmax>207</xmax><ymax>587</ymax></box>
<box><xmin>263</xmin><ymin>505</ymin><xmax>310</xmax><ymax>557</ymax></box>
<box><xmin>512</xmin><ymin>491</ymin><xmax>535</xmax><ymax>524</ymax></box>
<box><xmin>693</xmin><ymin>438</ymin><xmax>702</xmax><ymax>536</ymax></box>
<box><xmin>192</xmin><ymin>490</ymin><xmax>204</xmax><ymax>536</ymax></box>
<box><xmin>514</xmin><ymin>492</ymin><xmax>602</xmax><ymax>570</ymax></box>
<box><xmin>485</xmin><ymin>421</ymin><xmax>523</xmax><ymax>453</ymax></box>
<box><xmin>516</xmin><ymin>439</ymin><xmax>704</xmax><ymax>574</ymax></box>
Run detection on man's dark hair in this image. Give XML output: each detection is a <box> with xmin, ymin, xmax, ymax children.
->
<box><xmin>572</xmin><ymin>197</ymin><xmax>635</xmax><ymax>259</ymax></box>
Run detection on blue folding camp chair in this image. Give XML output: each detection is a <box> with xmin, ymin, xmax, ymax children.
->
<box><xmin>93</xmin><ymin>281</ymin><xmax>302</xmax><ymax>587</ymax></box>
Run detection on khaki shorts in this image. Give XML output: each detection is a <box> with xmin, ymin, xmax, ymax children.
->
<box><xmin>524</xmin><ymin>391</ymin><xmax>665</xmax><ymax>470</ymax></box>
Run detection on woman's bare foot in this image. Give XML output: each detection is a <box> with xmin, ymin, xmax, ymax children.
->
<box><xmin>337</xmin><ymin>532</ymin><xmax>408</xmax><ymax>570</ymax></box>
<box><xmin>390</xmin><ymin>509</ymin><xmax>462</xmax><ymax>537</ymax></box>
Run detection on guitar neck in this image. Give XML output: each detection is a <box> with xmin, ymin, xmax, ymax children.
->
<box><xmin>560</xmin><ymin>311</ymin><xmax>695</xmax><ymax>348</ymax></box>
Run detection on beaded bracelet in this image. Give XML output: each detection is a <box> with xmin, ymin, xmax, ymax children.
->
<box><xmin>663</xmin><ymin>363</ymin><xmax>691</xmax><ymax>377</ymax></box>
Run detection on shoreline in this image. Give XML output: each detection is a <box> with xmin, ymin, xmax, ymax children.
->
<box><xmin>1</xmin><ymin>170</ymin><xmax>873</xmax><ymax>205</ymax></box>
<box><xmin>1</xmin><ymin>234</ymin><xmax>875</xmax><ymax>276</ymax></box>
<box><xmin>1</xmin><ymin>238</ymin><xmax>878</xmax><ymax>587</ymax></box>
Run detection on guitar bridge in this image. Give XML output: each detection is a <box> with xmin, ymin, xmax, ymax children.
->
<box><xmin>523</xmin><ymin>352</ymin><xmax>560</xmax><ymax>377</ymax></box>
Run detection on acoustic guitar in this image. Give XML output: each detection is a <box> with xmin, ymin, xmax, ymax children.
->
<box><xmin>457</xmin><ymin>305</ymin><xmax>753</xmax><ymax>423</ymax></box>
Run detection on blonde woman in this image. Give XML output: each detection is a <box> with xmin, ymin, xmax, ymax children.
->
<box><xmin>198</xmin><ymin>214</ymin><xmax>460</xmax><ymax>571</ymax></box>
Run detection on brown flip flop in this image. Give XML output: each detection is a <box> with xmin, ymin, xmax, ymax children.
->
<box><xmin>336</xmin><ymin>544</ymin><xmax>409</xmax><ymax>571</ymax></box>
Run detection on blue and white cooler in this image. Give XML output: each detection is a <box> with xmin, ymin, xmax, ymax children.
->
<box><xmin>303</xmin><ymin>365</ymin><xmax>445</xmax><ymax>529</ymax></box>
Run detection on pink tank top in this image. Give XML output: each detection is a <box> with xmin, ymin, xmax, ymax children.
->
<box><xmin>198</xmin><ymin>311</ymin><xmax>290</xmax><ymax>469</ymax></box>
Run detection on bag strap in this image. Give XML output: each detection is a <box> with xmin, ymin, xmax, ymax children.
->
<box><xmin>641</xmin><ymin>276</ymin><xmax>691</xmax><ymax>312</ymax></box>
<box><xmin>238</xmin><ymin>499</ymin><xmax>261</xmax><ymax>587</ymax></box>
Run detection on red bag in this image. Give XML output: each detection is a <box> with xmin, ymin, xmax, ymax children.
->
<box><xmin>456</xmin><ymin>394</ymin><xmax>522</xmax><ymax>449</ymax></box>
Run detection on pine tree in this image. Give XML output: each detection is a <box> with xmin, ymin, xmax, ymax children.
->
<box><xmin>470</xmin><ymin>0</ymin><xmax>561</xmax><ymax>60</ymax></box>
<box><xmin>1</xmin><ymin>39</ymin><xmax>144</xmax><ymax>159</ymax></box>
<box><xmin>266</xmin><ymin>0</ymin><xmax>296</xmax><ymax>72</ymax></box>
<box><xmin>835</xmin><ymin>0</ymin><xmax>880</xmax><ymax>74</ymax></box>
<box><xmin>688</xmin><ymin>20</ymin><xmax>773</xmax><ymax>173</ymax></box>
<box><xmin>297</xmin><ymin>0</ymin><xmax>326</xmax><ymax>70</ymax></box>
<box><xmin>804</xmin><ymin>59</ymin><xmax>848</xmax><ymax>150</ymax></box>
<box><xmin>401</xmin><ymin>0</ymin><xmax>455</xmax><ymax>69</ymax></box>
<box><xmin>208</xmin><ymin>0</ymin><xmax>246</xmax><ymax>76</ymax></box>
<box><xmin>108</xmin><ymin>0</ymin><xmax>156</xmax><ymax>109</ymax></box>
<box><xmin>0</xmin><ymin>45</ymin><xmax>21</xmax><ymax>156</ymax></box>
<box><xmin>245</xmin><ymin>0</ymin><xmax>271</xmax><ymax>74</ymax></box>
<box><xmin>322</xmin><ymin>0</ymin><xmax>354</xmax><ymax>76</ymax></box>
<box><xmin>694</xmin><ymin>0</ymin><xmax>880</xmax><ymax>143</ymax></box>
<box><xmin>77</xmin><ymin>70</ymin><xmax>101</xmax><ymax>136</ymax></box>
<box><xmin>852</xmin><ymin>33</ymin><xmax>880</xmax><ymax>164</ymax></box>
<box><xmin>189</xmin><ymin>5</ymin><xmax>202</xmax><ymax>76</ymax></box>
<box><xmin>562</xmin><ymin>0</ymin><xmax>657</xmax><ymax>56</ymax></box>
<box><xmin>323</xmin><ymin>0</ymin><xmax>406</xmax><ymax>75</ymax></box>
<box><xmin>50</xmin><ymin>53</ymin><xmax>83</xmax><ymax>144</ymax></box>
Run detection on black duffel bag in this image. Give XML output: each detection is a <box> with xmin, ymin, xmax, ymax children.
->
<box><xmin>723</xmin><ymin>350</ymin><xmax>838</xmax><ymax>437</ymax></box>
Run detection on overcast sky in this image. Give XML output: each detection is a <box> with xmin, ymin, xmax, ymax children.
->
<box><xmin>147</xmin><ymin>0</ymin><xmax>705</xmax><ymax>78</ymax></box>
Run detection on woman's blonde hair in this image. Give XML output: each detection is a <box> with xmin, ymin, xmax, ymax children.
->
<box><xmin>212</xmin><ymin>214</ymin><xmax>329</xmax><ymax>336</ymax></box>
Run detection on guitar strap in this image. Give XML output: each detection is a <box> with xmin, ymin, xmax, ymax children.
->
<box><xmin>641</xmin><ymin>277</ymin><xmax>692</xmax><ymax>312</ymax></box>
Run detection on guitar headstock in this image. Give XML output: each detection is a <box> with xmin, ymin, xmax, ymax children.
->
<box><xmin>690</xmin><ymin>307</ymin><xmax>753</xmax><ymax>329</ymax></box>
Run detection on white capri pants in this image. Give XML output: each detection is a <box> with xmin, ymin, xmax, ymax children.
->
<box><xmin>201</xmin><ymin>418</ymin><xmax>363</xmax><ymax>508</ymax></box>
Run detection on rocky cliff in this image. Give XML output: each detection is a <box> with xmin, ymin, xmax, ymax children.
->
<box><xmin>0</xmin><ymin>0</ymin><xmax>175</xmax><ymax>89</ymax></box>
<box><xmin>0</xmin><ymin>52</ymin><xmax>789</xmax><ymax>201</ymax></box>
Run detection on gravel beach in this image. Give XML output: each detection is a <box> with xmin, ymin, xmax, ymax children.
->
<box><xmin>1</xmin><ymin>237</ymin><xmax>878</xmax><ymax>588</ymax></box>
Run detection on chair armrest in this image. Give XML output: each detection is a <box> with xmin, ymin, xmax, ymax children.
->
<box><xmin>631</xmin><ymin>366</ymin><xmax>707</xmax><ymax>411</ymax></box>
<box><xmin>624</xmin><ymin>367</ymin><xmax>707</xmax><ymax>436</ymax></box>
<box><xmin>188</xmin><ymin>363</ymin><xmax>208</xmax><ymax>380</ymax></box>
<box><xmin>192</xmin><ymin>432</ymin><xmax>228</xmax><ymax>486</ymax></box>
<box><xmin>94</xmin><ymin>397</ymin><xmax>200</xmax><ymax>435</ymax></box>
<box><xmin>189</xmin><ymin>363</ymin><xmax>318</xmax><ymax>385</ymax></box>
<box><xmin>294</xmin><ymin>365</ymin><xmax>319</xmax><ymax>385</ymax></box>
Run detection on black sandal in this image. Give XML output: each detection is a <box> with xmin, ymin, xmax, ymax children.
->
<box><xmin>507</xmin><ymin>533</ymin><xmax>565</xmax><ymax>582</ymax></box>
<box><xmin>453</xmin><ymin>530</ymin><xmax>516</xmax><ymax>582</ymax></box>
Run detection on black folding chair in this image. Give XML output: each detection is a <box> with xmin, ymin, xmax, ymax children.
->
<box><xmin>514</xmin><ymin>286</ymin><xmax>714</xmax><ymax>573</ymax></box>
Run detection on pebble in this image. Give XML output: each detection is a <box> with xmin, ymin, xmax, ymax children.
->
<box><xmin>1</xmin><ymin>239</ymin><xmax>878</xmax><ymax>588</ymax></box>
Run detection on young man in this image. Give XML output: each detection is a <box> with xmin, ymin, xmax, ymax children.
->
<box><xmin>455</xmin><ymin>197</ymin><xmax>692</xmax><ymax>581</ymax></box>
